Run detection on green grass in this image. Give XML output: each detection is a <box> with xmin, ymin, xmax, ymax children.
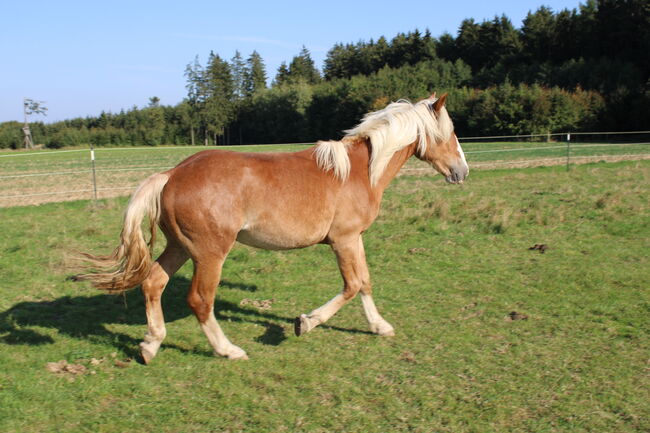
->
<box><xmin>1</xmin><ymin>161</ymin><xmax>649</xmax><ymax>432</ymax></box>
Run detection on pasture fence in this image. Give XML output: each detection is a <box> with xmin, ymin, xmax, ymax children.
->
<box><xmin>0</xmin><ymin>132</ymin><xmax>648</xmax><ymax>207</ymax></box>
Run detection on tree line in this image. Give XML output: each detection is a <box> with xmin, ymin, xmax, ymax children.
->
<box><xmin>1</xmin><ymin>0</ymin><xmax>647</xmax><ymax>149</ymax></box>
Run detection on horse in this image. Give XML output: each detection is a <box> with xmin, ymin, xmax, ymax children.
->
<box><xmin>76</xmin><ymin>93</ymin><xmax>469</xmax><ymax>363</ymax></box>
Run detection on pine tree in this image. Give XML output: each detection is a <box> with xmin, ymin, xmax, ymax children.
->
<box><xmin>143</xmin><ymin>97</ymin><xmax>165</xmax><ymax>145</ymax></box>
<box><xmin>183</xmin><ymin>55</ymin><xmax>205</xmax><ymax>145</ymax></box>
<box><xmin>323</xmin><ymin>43</ymin><xmax>348</xmax><ymax>79</ymax></box>
<box><xmin>203</xmin><ymin>52</ymin><xmax>235</xmax><ymax>144</ymax></box>
<box><xmin>230</xmin><ymin>50</ymin><xmax>246</xmax><ymax>100</ymax></box>
<box><xmin>436</xmin><ymin>32</ymin><xmax>458</xmax><ymax>62</ymax></box>
<box><xmin>244</xmin><ymin>51</ymin><xmax>267</xmax><ymax>96</ymax></box>
<box><xmin>455</xmin><ymin>19</ymin><xmax>481</xmax><ymax>70</ymax></box>
<box><xmin>148</xmin><ymin>96</ymin><xmax>161</xmax><ymax>108</ymax></box>
<box><xmin>275</xmin><ymin>46</ymin><xmax>321</xmax><ymax>85</ymax></box>
<box><xmin>290</xmin><ymin>46</ymin><xmax>321</xmax><ymax>84</ymax></box>
<box><xmin>372</xmin><ymin>36</ymin><xmax>390</xmax><ymax>71</ymax></box>
<box><xmin>274</xmin><ymin>62</ymin><xmax>291</xmax><ymax>86</ymax></box>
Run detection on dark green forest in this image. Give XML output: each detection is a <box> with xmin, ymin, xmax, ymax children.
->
<box><xmin>1</xmin><ymin>0</ymin><xmax>648</xmax><ymax>149</ymax></box>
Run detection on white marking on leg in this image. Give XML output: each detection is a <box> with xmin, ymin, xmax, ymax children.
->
<box><xmin>140</xmin><ymin>299</ymin><xmax>167</xmax><ymax>362</ymax></box>
<box><xmin>201</xmin><ymin>311</ymin><xmax>248</xmax><ymax>360</ymax></box>
<box><xmin>299</xmin><ymin>293</ymin><xmax>348</xmax><ymax>334</ymax></box>
<box><xmin>361</xmin><ymin>293</ymin><xmax>395</xmax><ymax>336</ymax></box>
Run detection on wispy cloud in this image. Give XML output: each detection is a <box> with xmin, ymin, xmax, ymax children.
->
<box><xmin>114</xmin><ymin>64</ymin><xmax>177</xmax><ymax>73</ymax></box>
<box><xmin>176</xmin><ymin>33</ymin><xmax>297</xmax><ymax>48</ymax></box>
<box><xmin>175</xmin><ymin>33</ymin><xmax>328</xmax><ymax>52</ymax></box>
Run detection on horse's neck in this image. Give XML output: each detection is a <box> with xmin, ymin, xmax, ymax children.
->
<box><xmin>344</xmin><ymin>137</ymin><xmax>416</xmax><ymax>201</ymax></box>
<box><xmin>373</xmin><ymin>142</ymin><xmax>417</xmax><ymax>193</ymax></box>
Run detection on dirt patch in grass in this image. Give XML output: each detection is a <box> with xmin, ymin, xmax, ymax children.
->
<box><xmin>45</xmin><ymin>360</ymin><xmax>88</xmax><ymax>377</ymax></box>
<box><xmin>240</xmin><ymin>298</ymin><xmax>274</xmax><ymax>310</ymax></box>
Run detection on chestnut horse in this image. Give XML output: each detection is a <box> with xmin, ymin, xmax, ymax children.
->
<box><xmin>77</xmin><ymin>93</ymin><xmax>468</xmax><ymax>362</ymax></box>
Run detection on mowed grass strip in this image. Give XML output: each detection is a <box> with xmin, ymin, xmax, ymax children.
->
<box><xmin>0</xmin><ymin>161</ymin><xmax>648</xmax><ymax>432</ymax></box>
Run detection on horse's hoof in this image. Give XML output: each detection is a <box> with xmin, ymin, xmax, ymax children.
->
<box><xmin>228</xmin><ymin>353</ymin><xmax>249</xmax><ymax>361</ymax></box>
<box><xmin>226</xmin><ymin>347</ymin><xmax>249</xmax><ymax>360</ymax></box>
<box><xmin>294</xmin><ymin>314</ymin><xmax>317</xmax><ymax>336</ymax></box>
<box><xmin>140</xmin><ymin>346</ymin><xmax>155</xmax><ymax>365</ymax></box>
<box><xmin>294</xmin><ymin>316</ymin><xmax>303</xmax><ymax>336</ymax></box>
<box><xmin>371</xmin><ymin>321</ymin><xmax>395</xmax><ymax>337</ymax></box>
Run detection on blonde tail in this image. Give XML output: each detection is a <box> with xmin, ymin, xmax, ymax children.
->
<box><xmin>75</xmin><ymin>172</ymin><xmax>170</xmax><ymax>293</ymax></box>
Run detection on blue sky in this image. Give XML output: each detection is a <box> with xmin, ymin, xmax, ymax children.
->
<box><xmin>1</xmin><ymin>0</ymin><xmax>585</xmax><ymax>122</ymax></box>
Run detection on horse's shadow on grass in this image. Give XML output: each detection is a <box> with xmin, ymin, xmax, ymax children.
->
<box><xmin>0</xmin><ymin>276</ymin><xmax>370</xmax><ymax>360</ymax></box>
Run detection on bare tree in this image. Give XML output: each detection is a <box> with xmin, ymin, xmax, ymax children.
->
<box><xmin>23</xmin><ymin>98</ymin><xmax>47</xmax><ymax>149</ymax></box>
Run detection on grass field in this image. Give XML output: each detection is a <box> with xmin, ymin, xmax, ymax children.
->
<box><xmin>0</xmin><ymin>160</ymin><xmax>648</xmax><ymax>432</ymax></box>
<box><xmin>1</xmin><ymin>140</ymin><xmax>648</xmax><ymax>207</ymax></box>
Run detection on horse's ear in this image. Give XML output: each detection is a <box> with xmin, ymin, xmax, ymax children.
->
<box><xmin>429</xmin><ymin>92</ymin><xmax>437</xmax><ymax>100</ymax></box>
<box><xmin>431</xmin><ymin>93</ymin><xmax>448</xmax><ymax>113</ymax></box>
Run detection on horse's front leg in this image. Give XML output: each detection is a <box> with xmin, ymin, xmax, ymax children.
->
<box><xmin>356</xmin><ymin>236</ymin><xmax>394</xmax><ymax>336</ymax></box>
<box><xmin>294</xmin><ymin>235</ymin><xmax>394</xmax><ymax>336</ymax></box>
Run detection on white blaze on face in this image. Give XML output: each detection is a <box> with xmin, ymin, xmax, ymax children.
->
<box><xmin>456</xmin><ymin>135</ymin><xmax>468</xmax><ymax>168</ymax></box>
<box><xmin>445</xmin><ymin>135</ymin><xmax>469</xmax><ymax>184</ymax></box>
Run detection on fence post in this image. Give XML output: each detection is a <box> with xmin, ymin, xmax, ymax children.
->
<box><xmin>566</xmin><ymin>133</ymin><xmax>571</xmax><ymax>171</ymax></box>
<box><xmin>90</xmin><ymin>143</ymin><xmax>98</xmax><ymax>201</ymax></box>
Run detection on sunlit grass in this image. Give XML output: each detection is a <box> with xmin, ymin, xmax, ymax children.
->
<box><xmin>0</xmin><ymin>161</ymin><xmax>648</xmax><ymax>432</ymax></box>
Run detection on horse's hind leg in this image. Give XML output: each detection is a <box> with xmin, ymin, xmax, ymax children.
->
<box><xmin>187</xmin><ymin>250</ymin><xmax>248</xmax><ymax>360</ymax></box>
<box><xmin>140</xmin><ymin>244</ymin><xmax>188</xmax><ymax>364</ymax></box>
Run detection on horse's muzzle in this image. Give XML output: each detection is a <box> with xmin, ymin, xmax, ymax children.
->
<box><xmin>445</xmin><ymin>162</ymin><xmax>469</xmax><ymax>184</ymax></box>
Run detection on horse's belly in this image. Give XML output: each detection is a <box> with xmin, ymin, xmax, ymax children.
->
<box><xmin>236</xmin><ymin>226</ymin><xmax>326</xmax><ymax>250</ymax></box>
<box><xmin>232</xmin><ymin>180</ymin><xmax>337</xmax><ymax>250</ymax></box>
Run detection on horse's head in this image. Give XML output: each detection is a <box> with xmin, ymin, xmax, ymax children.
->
<box><xmin>417</xmin><ymin>93</ymin><xmax>469</xmax><ymax>184</ymax></box>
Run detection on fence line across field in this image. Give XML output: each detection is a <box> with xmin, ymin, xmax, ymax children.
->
<box><xmin>0</xmin><ymin>186</ymin><xmax>139</xmax><ymax>199</ymax></box>
<box><xmin>2</xmin><ymin>129</ymin><xmax>650</xmax><ymax>160</ymax></box>
<box><xmin>0</xmin><ymin>166</ymin><xmax>176</xmax><ymax>180</ymax></box>
<box><xmin>12</xmin><ymin>141</ymin><xmax>648</xmax><ymax>179</ymax></box>
<box><xmin>459</xmin><ymin>130</ymin><xmax>650</xmax><ymax>141</ymax></box>
<box><xmin>1</xmin><ymin>132</ymin><xmax>648</xmax><ymax>161</ymax></box>
<box><xmin>464</xmin><ymin>141</ymin><xmax>649</xmax><ymax>155</ymax></box>
<box><xmin>1</xmin><ymin>131</ymin><xmax>649</xmax><ymax>205</ymax></box>
<box><xmin>1</xmin><ymin>184</ymin><xmax>142</xmax><ymax>199</ymax></box>
<box><xmin>0</xmin><ymin>143</ymin><xmax>316</xmax><ymax>159</ymax></box>
<box><xmin>0</xmin><ymin>146</ymin><xmax>205</xmax><ymax>160</ymax></box>
<box><xmin>566</xmin><ymin>142</ymin><xmax>650</xmax><ymax>148</ymax></box>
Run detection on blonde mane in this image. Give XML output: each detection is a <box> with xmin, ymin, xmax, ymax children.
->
<box><xmin>313</xmin><ymin>98</ymin><xmax>454</xmax><ymax>186</ymax></box>
<box><xmin>313</xmin><ymin>140</ymin><xmax>351</xmax><ymax>181</ymax></box>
